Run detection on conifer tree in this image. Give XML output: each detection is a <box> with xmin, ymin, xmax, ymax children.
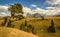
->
<box><xmin>48</xmin><ymin>20</ymin><xmax>56</xmax><ymax>33</ymax></box>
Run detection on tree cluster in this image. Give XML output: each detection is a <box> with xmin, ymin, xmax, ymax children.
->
<box><xmin>20</xmin><ymin>20</ymin><xmax>36</xmax><ymax>34</ymax></box>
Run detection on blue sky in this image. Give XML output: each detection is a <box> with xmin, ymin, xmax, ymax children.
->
<box><xmin>0</xmin><ymin>0</ymin><xmax>60</xmax><ymax>16</ymax></box>
<box><xmin>0</xmin><ymin>0</ymin><xmax>46</xmax><ymax>9</ymax></box>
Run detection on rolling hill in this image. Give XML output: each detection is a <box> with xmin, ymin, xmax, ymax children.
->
<box><xmin>0</xmin><ymin>27</ymin><xmax>38</xmax><ymax>37</ymax></box>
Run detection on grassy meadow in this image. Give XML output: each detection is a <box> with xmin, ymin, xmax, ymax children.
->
<box><xmin>0</xmin><ymin>17</ymin><xmax>60</xmax><ymax>37</ymax></box>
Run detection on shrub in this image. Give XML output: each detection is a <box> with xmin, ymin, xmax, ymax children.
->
<box><xmin>27</xmin><ymin>25</ymin><xmax>36</xmax><ymax>34</ymax></box>
<box><xmin>47</xmin><ymin>20</ymin><xmax>56</xmax><ymax>33</ymax></box>
<box><xmin>27</xmin><ymin>25</ymin><xmax>32</xmax><ymax>32</ymax></box>
<box><xmin>20</xmin><ymin>20</ymin><xmax>27</xmax><ymax>31</ymax></box>
<box><xmin>18</xmin><ymin>15</ymin><xmax>24</xmax><ymax>20</ymax></box>
<box><xmin>2</xmin><ymin>17</ymin><xmax>7</xmax><ymax>26</ymax></box>
<box><xmin>42</xmin><ymin>17</ymin><xmax>44</xmax><ymax>20</ymax></box>
<box><xmin>32</xmin><ymin>26</ymin><xmax>36</xmax><ymax>35</ymax></box>
<box><xmin>41</xmin><ymin>16</ymin><xmax>44</xmax><ymax>20</ymax></box>
<box><xmin>11</xmin><ymin>25</ymin><xmax>15</xmax><ymax>28</ymax></box>
<box><xmin>20</xmin><ymin>20</ymin><xmax>36</xmax><ymax>34</ymax></box>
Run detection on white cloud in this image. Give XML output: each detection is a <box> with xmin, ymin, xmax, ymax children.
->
<box><xmin>32</xmin><ymin>8</ymin><xmax>47</xmax><ymax>15</ymax></box>
<box><xmin>0</xmin><ymin>5</ymin><xmax>8</xmax><ymax>11</ymax></box>
<box><xmin>0</xmin><ymin>12</ymin><xmax>7</xmax><ymax>16</ymax></box>
<box><xmin>32</xmin><ymin>7</ymin><xmax>60</xmax><ymax>16</ymax></box>
<box><xmin>44</xmin><ymin>0</ymin><xmax>60</xmax><ymax>16</ymax></box>
<box><xmin>23</xmin><ymin>6</ymin><xmax>48</xmax><ymax>16</ymax></box>
<box><xmin>46</xmin><ymin>7</ymin><xmax>56</xmax><ymax>10</ymax></box>
<box><xmin>1</xmin><ymin>5</ymin><xmax>59</xmax><ymax>16</ymax></box>
<box><xmin>46</xmin><ymin>0</ymin><xmax>60</xmax><ymax>5</ymax></box>
<box><xmin>31</xmin><ymin>4</ymin><xmax>37</xmax><ymax>7</ymax></box>
<box><xmin>0</xmin><ymin>5</ymin><xmax>10</xmax><ymax>17</ymax></box>
<box><xmin>23</xmin><ymin>6</ymin><xmax>45</xmax><ymax>14</ymax></box>
<box><xmin>23</xmin><ymin>6</ymin><xmax>60</xmax><ymax>16</ymax></box>
<box><xmin>45</xmin><ymin>6</ymin><xmax>60</xmax><ymax>15</ymax></box>
<box><xmin>23</xmin><ymin>7</ymin><xmax>32</xmax><ymax>14</ymax></box>
<box><xmin>0</xmin><ymin>12</ymin><xmax>10</xmax><ymax>17</ymax></box>
<box><xmin>0</xmin><ymin>5</ymin><xmax>59</xmax><ymax>17</ymax></box>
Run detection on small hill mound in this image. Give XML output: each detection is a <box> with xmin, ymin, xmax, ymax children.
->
<box><xmin>0</xmin><ymin>27</ymin><xmax>38</xmax><ymax>37</ymax></box>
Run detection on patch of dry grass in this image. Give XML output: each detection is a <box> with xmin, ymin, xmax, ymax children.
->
<box><xmin>0</xmin><ymin>27</ymin><xmax>38</xmax><ymax>37</ymax></box>
<box><xmin>11</xmin><ymin>17</ymin><xmax>60</xmax><ymax>37</ymax></box>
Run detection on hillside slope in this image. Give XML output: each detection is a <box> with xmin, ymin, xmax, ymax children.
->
<box><xmin>0</xmin><ymin>27</ymin><xmax>38</xmax><ymax>37</ymax></box>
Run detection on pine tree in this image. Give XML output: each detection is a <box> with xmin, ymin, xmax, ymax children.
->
<box><xmin>48</xmin><ymin>20</ymin><xmax>56</xmax><ymax>33</ymax></box>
